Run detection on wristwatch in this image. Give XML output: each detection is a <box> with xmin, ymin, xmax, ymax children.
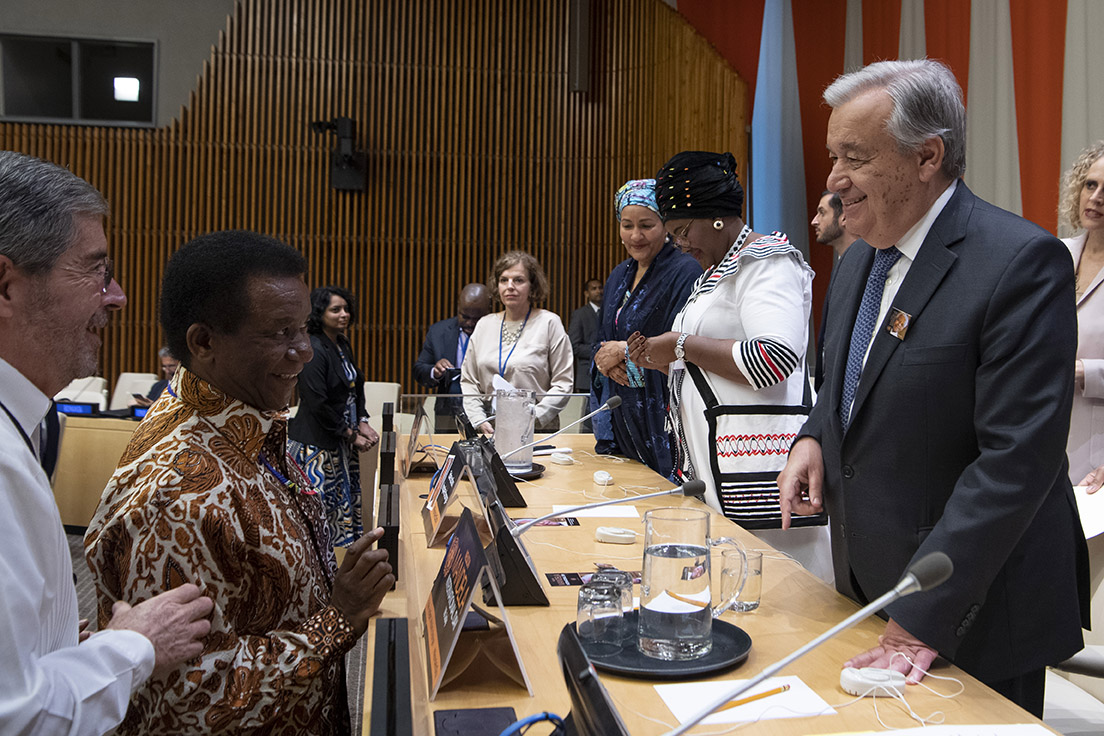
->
<box><xmin>674</xmin><ymin>332</ymin><xmax>690</xmax><ymax>361</ymax></box>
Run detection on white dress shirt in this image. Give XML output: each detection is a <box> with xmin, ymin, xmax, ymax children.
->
<box><xmin>858</xmin><ymin>179</ymin><xmax>958</xmax><ymax>371</ymax></box>
<box><xmin>0</xmin><ymin>357</ymin><xmax>154</xmax><ymax>735</ymax></box>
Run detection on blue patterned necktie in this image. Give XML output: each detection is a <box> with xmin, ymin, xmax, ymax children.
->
<box><xmin>839</xmin><ymin>246</ymin><xmax>901</xmax><ymax>430</ymax></box>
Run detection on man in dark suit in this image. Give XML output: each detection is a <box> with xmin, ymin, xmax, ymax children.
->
<box><xmin>568</xmin><ymin>278</ymin><xmax>603</xmax><ymax>392</ymax></box>
<box><xmin>812</xmin><ymin>190</ymin><xmax>858</xmax><ymax>392</ymax></box>
<box><xmin>778</xmin><ymin>59</ymin><xmax>1088</xmax><ymax>716</ymax></box>
<box><xmin>414</xmin><ymin>283</ymin><xmax>491</xmax><ymax>430</ymax></box>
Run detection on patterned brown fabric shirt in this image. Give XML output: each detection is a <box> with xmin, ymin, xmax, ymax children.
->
<box><xmin>85</xmin><ymin>367</ymin><xmax>357</xmax><ymax>735</ymax></box>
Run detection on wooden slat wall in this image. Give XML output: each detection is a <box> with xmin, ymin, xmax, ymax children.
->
<box><xmin>0</xmin><ymin>0</ymin><xmax>747</xmax><ymax>392</ymax></box>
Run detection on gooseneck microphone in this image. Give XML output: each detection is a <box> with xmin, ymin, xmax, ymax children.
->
<box><xmin>500</xmin><ymin>396</ymin><xmax>622</xmax><ymax>460</ymax></box>
<box><xmin>662</xmin><ymin>551</ymin><xmax>954</xmax><ymax>736</ymax></box>
<box><xmin>511</xmin><ymin>479</ymin><xmax>706</xmax><ymax>537</ymax></box>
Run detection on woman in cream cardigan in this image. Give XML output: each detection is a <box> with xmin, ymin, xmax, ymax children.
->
<box><xmin>461</xmin><ymin>251</ymin><xmax>574</xmax><ymax>433</ymax></box>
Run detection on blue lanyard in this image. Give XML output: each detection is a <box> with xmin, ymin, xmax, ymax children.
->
<box><xmin>259</xmin><ymin>451</ymin><xmax>317</xmax><ymax>495</ymax></box>
<box><xmin>458</xmin><ymin>330</ymin><xmax>470</xmax><ymax>365</ymax></box>
<box><xmin>498</xmin><ymin>306</ymin><xmax>531</xmax><ymax>376</ymax></box>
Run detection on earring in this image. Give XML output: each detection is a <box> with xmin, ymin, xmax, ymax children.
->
<box><xmin>712</xmin><ymin>219</ymin><xmax>724</xmax><ymax>230</ymax></box>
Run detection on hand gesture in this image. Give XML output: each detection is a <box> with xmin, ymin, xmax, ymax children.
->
<box><xmin>105</xmin><ymin>583</ymin><xmax>214</xmax><ymax>677</ymax></box>
<box><xmin>844</xmin><ymin>618</ymin><xmax>938</xmax><ymax>685</ymax></box>
<box><xmin>353</xmin><ymin>421</ymin><xmax>379</xmax><ymax>452</ymax></box>
<box><xmin>776</xmin><ymin>437</ymin><xmax>824</xmax><ymax>528</ymax></box>
<box><xmin>331</xmin><ymin>528</ymin><xmax>394</xmax><ymax>635</ymax></box>
<box><xmin>1078</xmin><ymin>464</ymin><xmax>1104</xmax><ymax>494</ymax></box>
<box><xmin>432</xmin><ymin>358</ymin><xmax>455</xmax><ymax>381</ymax></box>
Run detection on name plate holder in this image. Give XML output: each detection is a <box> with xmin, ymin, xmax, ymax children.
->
<box><xmin>477</xmin><ymin>436</ymin><xmax>527</xmax><ymax>508</ymax></box>
<box><xmin>422</xmin><ymin>507</ymin><xmax>533</xmax><ymax>700</ymax></box>
<box><xmin>421</xmin><ymin>443</ymin><xmax>491</xmax><ymax>547</ymax></box>
<box><xmin>402</xmin><ymin>403</ymin><xmax>438</xmax><ymax>477</ymax></box>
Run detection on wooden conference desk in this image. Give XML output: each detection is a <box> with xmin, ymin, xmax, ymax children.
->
<box><xmin>365</xmin><ymin>434</ymin><xmax>1051</xmax><ymax>735</ymax></box>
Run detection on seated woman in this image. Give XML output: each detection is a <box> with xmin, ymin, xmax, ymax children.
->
<box><xmin>591</xmin><ymin>179</ymin><xmax>701</xmax><ymax>477</ymax></box>
<box><xmin>288</xmin><ymin>285</ymin><xmax>378</xmax><ymax>547</ymax></box>
<box><xmin>461</xmin><ymin>251</ymin><xmax>574</xmax><ymax>433</ymax></box>
<box><xmin>628</xmin><ymin>151</ymin><xmax>831</xmax><ymax>582</ymax></box>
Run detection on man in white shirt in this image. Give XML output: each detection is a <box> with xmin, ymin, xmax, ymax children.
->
<box><xmin>0</xmin><ymin>150</ymin><xmax>213</xmax><ymax>735</ymax></box>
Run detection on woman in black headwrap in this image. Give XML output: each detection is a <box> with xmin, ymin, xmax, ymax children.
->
<box><xmin>628</xmin><ymin>151</ymin><xmax>831</xmax><ymax>582</ymax></box>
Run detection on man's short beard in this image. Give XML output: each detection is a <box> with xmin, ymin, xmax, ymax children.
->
<box><xmin>816</xmin><ymin>222</ymin><xmax>843</xmax><ymax>245</ymax></box>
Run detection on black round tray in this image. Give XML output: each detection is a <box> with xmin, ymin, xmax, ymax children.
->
<box><xmin>508</xmin><ymin>462</ymin><xmax>545</xmax><ymax>481</ymax></box>
<box><xmin>573</xmin><ymin>610</ymin><xmax>751</xmax><ymax>680</ymax></box>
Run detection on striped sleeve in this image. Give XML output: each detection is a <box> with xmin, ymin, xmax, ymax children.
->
<box><xmin>734</xmin><ymin>337</ymin><xmax>799</xmax><ymax>389</ymax></box>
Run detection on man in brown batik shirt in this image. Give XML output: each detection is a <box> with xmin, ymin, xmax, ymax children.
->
<box><xmin>86</xmin><ymin>230</ymin><xmax>393</xmax><ymax>734</ymax></box>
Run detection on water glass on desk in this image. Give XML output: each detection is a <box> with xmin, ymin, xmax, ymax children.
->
<box><xmin>590</xmin><ymin>569</ymin><xmax>634</xmax><ymax>612</ymax></box>
<box><xmin>722</xmin><ymin>549</ymin><xmax>762</xmax><ymax>612</ymax></box>
<box><xmin>577</xmin><ymin>582</ymin><xmax>623</xmax><ymax>654</ymax></box>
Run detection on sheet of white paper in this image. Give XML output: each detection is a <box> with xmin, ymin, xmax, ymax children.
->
<box><xmin>1073</xmin><ymin>484</ymin><xmax>1104</xmax><ymax>539</ymax></box>
<box><xmin>552</xmin><ymin>504</ymin><xmax>639</xmax><ymax>518</ymax></box>
<box><xmin>808</xmin><ymin>725</ymin><xmax>1051</xmax><ymax>736</ymax></box>
<box><xmin>656</xmin><ymin>675</ymin><xmax>833</xmax><ymax>725</ymax></box>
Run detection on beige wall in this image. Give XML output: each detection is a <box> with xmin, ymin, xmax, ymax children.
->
<box><xmin>2</xmin><ymin>0</ymin><xmax>236</xmax><ymax>125</ymax></box>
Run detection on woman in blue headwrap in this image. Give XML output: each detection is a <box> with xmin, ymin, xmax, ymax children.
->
<box><xmin>590</xmin><ymin>179</ymin><xmax>702</xmax><ymax>478</ymax></box>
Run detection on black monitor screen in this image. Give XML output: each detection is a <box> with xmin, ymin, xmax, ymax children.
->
<box><xmin>557</xmin><ymin>625</ymin><xmax>630</xmax><ymax>736</ymax></box>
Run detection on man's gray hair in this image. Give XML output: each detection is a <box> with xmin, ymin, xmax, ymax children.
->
<box><xmin>0</xmin><ymin>151</ymin><xmax>109</xmax><ymax>274</ymax></box>
<box><xmin>824</xmin><ymin>59</ymin><xmax>966</xmax><ymax>180</ymax></box>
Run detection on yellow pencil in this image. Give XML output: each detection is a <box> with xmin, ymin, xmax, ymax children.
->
<box><xmin>716</xmin><ymin>684</ymin><xmax>790</xmax><ymax>712</ymax></box>
<box><xmin>665</xmin><ymin>590</ymin><xmax>709</xmax><ymax>608</ymax></box>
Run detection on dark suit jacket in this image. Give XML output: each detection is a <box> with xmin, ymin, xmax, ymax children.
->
<box><xmin>805</xmin><ymin>182</ymin><xmax>1088</xmax><ymax>683</ymax></box>
<box><xmin>414</xmin><ymin>317</ymin><xmax>461</xmax><ymax>391</ymax></box>
<box><xmin>289</xmin><ymin>333</ymin><xmax>366</xmax><ymax>451</ymax></box>
<box><xmin>568</xmin><ymin>304</ymin><xmax>599</xmax><ymax>391</ymax></box>
<box><xmin>414</xmin><ymin>317</ymin><xmax>465</xmax><ymax>425</ymax></box>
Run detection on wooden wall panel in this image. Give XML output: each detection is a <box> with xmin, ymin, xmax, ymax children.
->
<box><xmin>1</xmin><ymin>0</ymin><xmax>747</xmax><ymax>393</ymax></box>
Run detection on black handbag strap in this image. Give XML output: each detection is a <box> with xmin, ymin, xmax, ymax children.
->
<box><xmin>684</xmin><ymin>360</ymin><xmax>812</xmax><ymax>412</ymax></box>
<box><xmin>685</xmin><ymin>361</ymin><xmax>719</xmax><ymax>409</ymax></box>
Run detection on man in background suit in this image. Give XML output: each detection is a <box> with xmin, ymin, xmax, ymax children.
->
<box><xmin>568</xmin><ymin>278</ymin><xmax>603</xmax><ymax>392</ymax></box>
<box><xmin>414</xmin><ymin>283</ymin><xmax>492</xmax><ymax>430</ymax></box>
<box><xmin>778</xmin><ymin>60</ymin><xmax>1088</xmax><ymax>716</ymax></box>
<box><xmin>812</xmin><ymin>190</ymin><xmax>859</xmax><ymax>391</ymax></box>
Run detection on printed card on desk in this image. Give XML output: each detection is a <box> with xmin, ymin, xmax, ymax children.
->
<box><xmin>656</xmin><ymin>675</ymin><xmax>833</xmax><ymax>725</ymax></box>
<box><xmin>806</xmin><ymin>726</ymin><xmax>1051</xmax><ymax>736</ymax></box>
<box><xmin>421</xmin><ymin>507</ymin><xmax>532</xmax><ymax>700</ymax></box>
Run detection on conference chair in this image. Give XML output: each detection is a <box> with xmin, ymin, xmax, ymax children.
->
<box><xmin>107</xmin><ymin>372</ymin><xmax>159</xmax><ymax>410</ymax></box>
<box><xmin>360</xmin><ymin>381</ymin><xmax>402</xmax><ymax>524</ymax></box>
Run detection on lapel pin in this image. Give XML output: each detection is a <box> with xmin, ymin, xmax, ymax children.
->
<box><xmin>886</xmin><ymin>308</ymin><xmax>912</xmax><ymax>340</ymax></box>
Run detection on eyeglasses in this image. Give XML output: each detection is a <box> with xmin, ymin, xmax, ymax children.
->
<box><xmin>670</xmin><ymin>222</ymin><xmax>693</xmax><ymax>247</ymax></box>
<box><xmin>97</xmin><ymin>257</ymin><xmax>115</xmax><ymax>293</ymax></box>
